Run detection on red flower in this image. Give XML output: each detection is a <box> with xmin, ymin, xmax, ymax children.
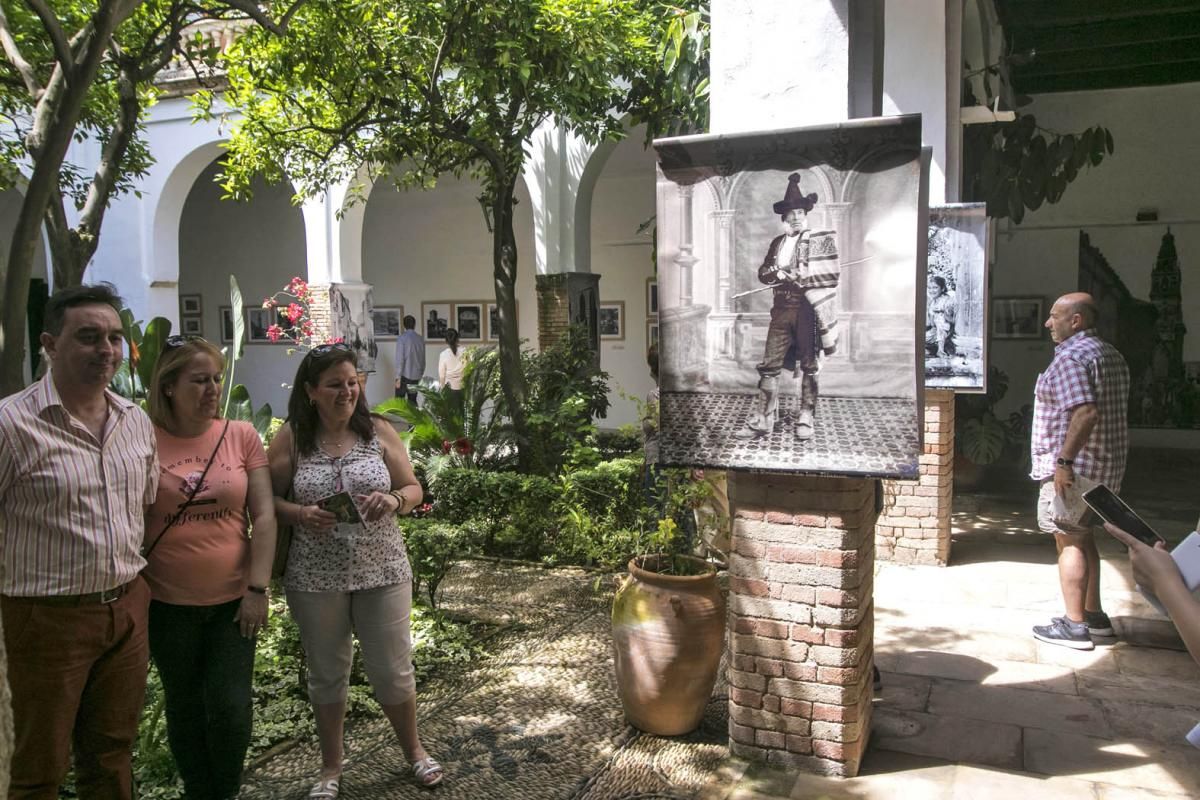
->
<box><xmin>441</xmin><ymin>440</ymin><xmax>452</xmax><ymax>454</ymax></box>
<box><xmin>453</xmin><ymin>437</ymin><xmax>473</xmax><ymax>455</ymax></box>
<box><xmin>285</xmin><ymin>303</ymin><xmax>304</xmax><ymax>323</ymax></box>
<box><xmin>266</xmin><ymin>324</ymin><xmax>284</xmax><ymax>343</ymax></box>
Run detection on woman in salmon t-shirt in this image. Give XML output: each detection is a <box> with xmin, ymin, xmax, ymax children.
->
<box><xmin>143</xmin><ymin>336</ymin><xmax>278</xmax><ymax>800</ymax></box>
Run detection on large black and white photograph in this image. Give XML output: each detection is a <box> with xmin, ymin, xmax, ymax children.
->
<box><xmin>925</xmin><ymin>203</ymin><xmax>988</xmax><ymax>392</ymax></box>
<box><xmin>330</xmin><ymin>283</ymin><xmax>378</xmax><ymax>369</ymax></box>
<box><xmin>653</xmin><ymin>116</ymin><xmax>926</xmax><ymax>478</ymax></box>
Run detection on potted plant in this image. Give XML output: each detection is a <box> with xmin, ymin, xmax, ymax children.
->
<box><xmin>955</xmin><ymin>366</ymin><xmax>1032</xmax><ymax>489</ymax></box>
<box><xmin>611</xmin><ymin>474</ymin><xmax>725</xmax><ymax>736</ymax></box>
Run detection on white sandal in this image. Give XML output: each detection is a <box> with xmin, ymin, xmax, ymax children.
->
<box><xmin>309</xmin><ymin>777</ymin><xmax>340</xmax><ymax>799</ymax></box>
<box><xmin>412</xmin><ymin>756</ymin><xmax>444</xmax><ymax>788</ymax></box>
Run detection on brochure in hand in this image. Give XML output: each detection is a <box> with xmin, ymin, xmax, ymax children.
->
<box><xmin>317</xmin><ymin>491</ymin><xmax>362</xmax><ymax>525</ymax></box>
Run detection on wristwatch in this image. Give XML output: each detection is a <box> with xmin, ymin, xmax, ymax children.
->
<box><xmin>1056</xmin><ymin>457</ymin><xmax>1074</xmax><ymax>467</ymax></box>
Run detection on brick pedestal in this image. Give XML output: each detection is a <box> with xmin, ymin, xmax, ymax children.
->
<box><xmin>727</xmin><ymin>473</ymin><xmax>878</xmax><ymax>777</ymax></box>
<box><xmin>877</xmin><ymin>389</ymin><xmax>954</xmax><ymax>565</ymax></box>
<box><xmin>534</xmin><ymin>272</ymin><xmax>601</xmax><ymax>357</ymax></box>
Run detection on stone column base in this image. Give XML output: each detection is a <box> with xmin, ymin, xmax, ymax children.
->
<box><xmin>877</xmin><ymin>389</ymin><xmax>954</xmax><ymax>565</ymax></box>
<box><xmin>727</xmin><ymin>473</ymin><xmax>878</xmax><ymax>777</ymax></box>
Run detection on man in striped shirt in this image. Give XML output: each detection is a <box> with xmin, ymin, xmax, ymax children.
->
<box><xmin>1030</xmin><ymin>292</ymin><xmax>1130</xmax><ymax>651</ymax></box>
<box><xmin>0</xmin><ymin>284</ymin><xmax>158</xmax><ymax>798</ymax></box>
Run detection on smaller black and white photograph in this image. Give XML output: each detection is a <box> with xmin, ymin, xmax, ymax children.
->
<box><xmin>219</xmin><ymin>307</ymin><xmax>235</xmax><ymax>343</ymax></box>
<box><xmin>371</xmin><ymin>306</ymin><xmax>403</xmax><ymax>340</ymax></box>
<box><xmin>647</xmin><ymin>319</ymin><xmax>659</xmax><ymax>356</ymax></box>
<box><xmin>647</xmin><ymin>278</ymin><xmax>659</xmax><ymax>316</ymax></box>
<box><xmin>179</xmin><ymin>294</ymin><xmax>202</xmax><ymax>316</ymax></box>
<box><xmin>423</xmin><ymin>302</ymin><xmax>452</xmax><ymax>340</ymax></box>
<box><xmin>486</xmin><ymin>302</ymin><xmax>517</xmax><ymax>342</ymax></box>
<box><xmin>599</xmin><ymin>301</ymin><xmax>624</xmax><ymax>340</ymax></box>
<box><xmin>180</xmin><ymin>317</ymin><xmax>204</xmax><ymax>337</ymax></box>
<box><xmin>992</xmin><ymin>296</ymin><xmax>1044</xmax><ymax>339</ymax></box>
<box><xmin>925</xmin><ymin>203</ymin><xmax>988</xmax><ymax>393</ymax></box>
<box><xmin>245</xmin><ymin>307</ymin><xmax>289</xmax><ymax>343</ymax></box>
<box><xmin>455</xmin><ymin>302</ymin><xmax>484</xmax><ymax>341</ymax></box>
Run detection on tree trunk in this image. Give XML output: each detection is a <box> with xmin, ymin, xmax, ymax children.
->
<box><xmin>490</xmin><ymin>177</ymin><xmax>534</xmax><ymax>472</ymax></box>
<box><xmin>0</xmin><ymin>5</ymin><xmax>126</xmax><ymax>396</ymax></box>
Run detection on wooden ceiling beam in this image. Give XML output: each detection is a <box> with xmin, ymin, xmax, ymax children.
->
<box><xmin>999</xmin><ymin>0</ymin><xmax>1200</xmax><ymax>28</ymax></box>
<box><xmin>1006</xmin><ymin>12</ymin><xmax>1200</xmax><ymax>54</ymax></box>
<box><xmin>1013</xmin><ymin>38</ymin><xmax>1200</xmax><ymax>77</ymax></box>
<box><xmin>1017</xmin><ymin>62</ymin><xmax>1200</xmax><ymax>94</ymax></box>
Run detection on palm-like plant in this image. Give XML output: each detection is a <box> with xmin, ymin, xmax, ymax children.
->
<box><xmin>374</xmin><ymin>347</ymin><xmax>513</xmax><ymax>472</ymax></box>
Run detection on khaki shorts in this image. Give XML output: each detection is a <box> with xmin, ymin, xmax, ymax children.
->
<box><xmin>1035</xmin><ymin>479</ymin><xmax>1095</xmax><ymax>536</ymax></box>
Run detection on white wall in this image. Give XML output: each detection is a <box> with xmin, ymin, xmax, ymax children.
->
<box><xmin>179</xmin><ymin>157</ymin><xmax>306</xmax><ymax>415</ymax></box>
<box><xmin>992</xmin><ymin>82</ymin><xmax>1200</xmax><ymax>416</ymax></box>
<box><xmin>359</xmin><ymin>172</ymin><xmax>537</xmax><ymax>411</ymax></box>
<box><xmin>589</xmin><ymin>131</ymin><xmax>659</xmax><ymax>428</ymax></box>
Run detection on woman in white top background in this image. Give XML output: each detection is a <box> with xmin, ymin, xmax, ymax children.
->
<box><xmin>437</xmin><ymin>328</ymin><xmax>466</xmax><ymax>415</ymax></box>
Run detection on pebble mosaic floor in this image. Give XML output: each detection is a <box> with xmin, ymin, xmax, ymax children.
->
<box><xmin>239</xmin><ymin>562</ymin><xmax>729</xmax><ymax>799</ymax></box>
<box><xmin>660</xmin><ymin>391</ymin><xmax>920</xmax><ymax>478</ymax></box>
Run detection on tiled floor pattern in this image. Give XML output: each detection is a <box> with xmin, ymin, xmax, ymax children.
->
<box><xmin>660</xmin><ymin>391</ymin><xmax>920</xmax><ymax>477</ymax></box>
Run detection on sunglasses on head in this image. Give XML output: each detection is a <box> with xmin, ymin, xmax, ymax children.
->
<box><xmin>162</xmin><ymin>334</ymin><xmax>204</xmax><ymax>351</ymax></box>
<box><xmin>310</xmin><ymin>342</ymin><xmax>353</xmax><ymax>356</ymax></box>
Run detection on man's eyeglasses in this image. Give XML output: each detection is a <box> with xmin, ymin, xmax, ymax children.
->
<box><xmin>310</xmin><ymin>342</ymin><xmax>353</xmax><ymax>356</ymax></box>
<box><xmin>162</xmin><ymin>334</ymin><xmax>204</xmax><ymax>351</ymax></box>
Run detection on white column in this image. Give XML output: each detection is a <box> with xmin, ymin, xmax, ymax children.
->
<box><xmin>521</xmin><ymin>118</ymin><xmax>603</xmax><ymax>275</ymax></box>
<box><xmin>712</xmin><ymin>209</ymin><xmax>737</xmax><ymax>312</ymax></box>
<box><xmin>675</xmin><ymin>185</ymin><xmax>698</xmax><ymax>307</ymax></box>
<box><xmin>300</xmin><ymin>176</ymin><xmax>367</xmax><ymax>285</ymax></box>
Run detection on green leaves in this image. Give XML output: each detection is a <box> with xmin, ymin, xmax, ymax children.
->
<box><xmin>968</xmin><ymin>113</ymin><xmax>1115</xmax><ymax>224</ymax></box>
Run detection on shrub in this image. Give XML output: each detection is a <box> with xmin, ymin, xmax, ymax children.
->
<box><xmin>429</xmin><ymin>467</ymin><xmax>559</xmax><ymax>559</ymax></box>
<box><xmin>400</xmin><ymin>517</ymin><xmax>472</xmax><ymax>607</ymax></box>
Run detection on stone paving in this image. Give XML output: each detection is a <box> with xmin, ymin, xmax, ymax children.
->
<box><xmin>243</xmin><ymin>451</ymin><xmax>1200</xmax><ymax>799</ymax></box>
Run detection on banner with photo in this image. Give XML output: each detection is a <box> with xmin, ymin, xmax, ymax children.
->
<box><xmin>653</xmin><ymin>115</ymin><xmax>927</xmax><ymax>478</ymax></box>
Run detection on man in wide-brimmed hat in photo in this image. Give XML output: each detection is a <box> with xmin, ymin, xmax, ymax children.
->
<box><xmin>736</xmin><ymin>172</ymin><xmax>841</xmax><ymax>441</ymax></box>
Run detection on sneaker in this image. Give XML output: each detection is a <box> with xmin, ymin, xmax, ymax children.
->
<box><xmin>1085</xmin><ymin>610</ymin><xmax>1115</xmax><ymax>637</ymax></box>
<box><xmin>1032</xmin><ymin>616</ymin><xmax>1094</xmax><ymax>650</ymax></box>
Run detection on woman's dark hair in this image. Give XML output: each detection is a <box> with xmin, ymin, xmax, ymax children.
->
<box><xmin>930</xmin><ymin>276</ymin><xmax>947</xmax><ymax>293</ymax></box>
<box><xmin>286</xmin><ymin>346</ymin><xmax>373</xmax><ymax>455</ymax></box>
<box><xmin>445</xmin><ymin>327</ymin><xmax>460</xmax><ymax>355</ymax></box>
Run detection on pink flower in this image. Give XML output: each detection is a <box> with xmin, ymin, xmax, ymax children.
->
<box><xmin>262</xmin><ymin>298</ymin><xmax>276</xmax><ymax>309</ymax></box>
<box><xmin>266</xmin><ymin>324</ymin><xmax>284</xmax><ymax>342</ymax></box>
<box><xmin>285</xmin><ymin>303</ymin><xmax>304</xmax><ymax>323</ymax></box>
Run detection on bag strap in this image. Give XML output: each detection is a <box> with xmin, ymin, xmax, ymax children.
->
<box><xmin>143</xmin><ymin>420</ymin><xmax>231</xmax><ymax>560</ymax></box>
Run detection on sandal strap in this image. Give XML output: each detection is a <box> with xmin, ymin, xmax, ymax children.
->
<box><xmin>309</xmin><ymin>777</ymin><xmax>340</xmax><ymax>799</ymax></box>
<box><xmin>413</xmin><ymin>756</ymin><xmax>444</xmax><ymax>784</ymax></box>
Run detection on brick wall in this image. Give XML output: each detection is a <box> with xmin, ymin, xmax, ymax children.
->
<box><xmin>535</xmin><ymin>274</ymin><xmax>572</xmax><ymax>351</ymax></box>
<box><xmin>307</xmin><ymin>284</ymin><xmax>334</xmax><ymax>344</ymax></box>
<box><xmin>877</xmin><ymin>389</ymin><xmax>954</xmax><ymax>566</ymax></box>
<box><xmin>727</xmin><ymin>473</ymin><xmax>877</xmax><ymax>777</ymax></box>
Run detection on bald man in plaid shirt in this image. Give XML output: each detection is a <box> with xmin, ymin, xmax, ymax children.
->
<box><xmin>1030</xmin><ymin>292</ymin><xmax>1129</xmax><ymax>650</ymax></box>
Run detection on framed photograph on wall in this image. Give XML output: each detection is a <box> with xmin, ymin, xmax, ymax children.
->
<box><xmin>179</xmin><ymin>294</ymin><xmax>202</xmax><ymax>316</ymax></box>
<box><xmin>647</xmin><ymin>319</ymin><xmax>659</xmax><ymax>356</ymax></box>
<box><xmin>992</xmin><ymin>296</ymin><xmax>1044</xmax><ymax>339</ymax></box>
<box><xmin>219</xmin><ymin>307</ymin><xmax>235</xmax><ymax>343</ymax></box>
<box><xmin>422</xmin><ymin>302</ymin><xmax>451</xmax><ymax>341</ymax></box>
<box><xmin>245</xmin><ymin>307</ymin><xmax>289</xmax><ymax>343</ymax></box>
<box><xmin>647</xmin><ymin>278</ymin><xmax>658</xmax><ymax>316</ymax></box>
<box><xmin>455</xmin><ymin>302</ymin><xmax>484</xmax><ymax>342</ymax></box>
<box><xmin>485</xmin><ymin>301</ymin><xmax>517</xmax><ymax>342</ymax></box>
<box><xmin>598</xmin><ymin>301</ymin><xmax>624</xmax><ymax>341</ymax></box>
<box><xmin>180</xmin><ymin>317</ymin><xmax>204</xmax><ymax>337</ymax></box>
<box><xmin>371</xmin><ymin>306</ymin><xmax>403</xmax><ymax>340</ymax></box>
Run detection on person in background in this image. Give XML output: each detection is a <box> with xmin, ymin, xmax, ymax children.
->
<box><xmin>393</xmin><ymin>315</ymin><xmax>426</xmax><ymax>405</ymax></box>
<box><xmin>0</xmin><ymin>283</ymin><xmax>158</xmax><ymax>799</ymax></box>
<box><xmin>1030</xmin><ymin>292</ymin><xmax>1130</xmax><ymax>650</ymax></box>
<box><xmin>142</xmin><ymin>336</ymin><xmax>278</xmax><ymax>800</ymax></box>
<box><xmin>268</xmin><ymin>343</ymin><xmax>440</xmax><ymax>798</ymax></box>
<box><xmin>438</xmin><ymin>328</ymin><xmax>466</xmax><ymax>416</ymax></box>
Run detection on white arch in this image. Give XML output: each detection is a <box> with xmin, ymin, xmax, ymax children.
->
<box><xmin>148</xmin><ymin>136</ymin><xmax>229</xmax><ymax>289</ymax></box>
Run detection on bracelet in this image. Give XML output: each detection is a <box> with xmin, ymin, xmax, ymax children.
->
<box><xmin>1056</xmin><ymin>457</ymin><xmax>1075</xmax><ymax>467</ymax></box>
<box><xmin>247</xmin><ymin>585</ymin><xmax>267</xmax><ymax>595</ymax></box>
<box><xmin>389</xmin><ymin>489</ymin><xmax>407</xmax><ymax>511</ymax></box>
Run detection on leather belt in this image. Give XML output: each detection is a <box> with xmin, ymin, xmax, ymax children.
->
<box><xmin>7</xmin><ymin>579</ymin><xmax>136</xmax><ymax>607</ymax></box>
